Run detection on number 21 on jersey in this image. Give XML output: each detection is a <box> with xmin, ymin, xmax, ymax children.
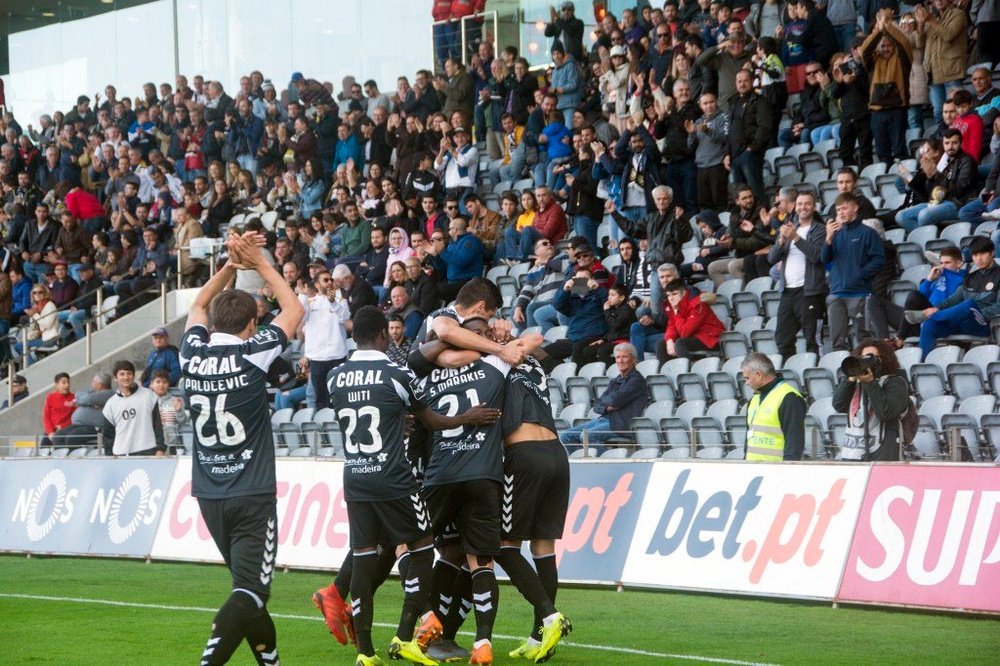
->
<box><xmin>438</xmin><ymin>388</ymin><xmax>480</xmax><ymax>438</ymax></box>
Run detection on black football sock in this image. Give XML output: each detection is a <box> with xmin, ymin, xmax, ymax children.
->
<box><xmin>396</xmin><ymin>551</ymin><xmax>412</xmax><ymax>583</ymax></box>
<box><xmin>533</xmin><ymin>553</ymin><xmax>559</xmax><ymax>641</ymax></box>
<box><xmin>470</xmin><ymin>566</ymin><xmax>500</xmax><ymax>643</ymax></box>
<box><xmin>200</xmin><ymin>590</ymin><xmax>258</xmax><ymax>665</ymax></box>
<box><xmin>333</xmin><ymin>549</ymin><xmax>354</xmax><ymax>599</ymax></box>
<box><xmin>441</xmin><ymin>566</ymin><xmax>472</xmax><ymax>640</ymax></box>
<box><xmin>350</xmin><ymin>551</ymin><xmax>380</xmax><ymax>656</ymax></box>
<box><xmin>397</xmin><ymin>545</ymin><xmax>434</xmax><ymax>641</ymax></box>
<box><xmin>244</xmin><ymin>606</ymin><xmax>279</xmax><ymax>666</ymax></box>
<box><xmin>373</xmin><ymin>545</ymin><xmax>398</xmax><ymax>591</ymax></box>
<box><xmin>429</xmin><ymin>559</ymin><xmax>461</xmax><ymax>623</ymax></box>
<box><xmin>497</xmin><ymin>546</ymin><xmax>556</xmax><ymax>632</ymax></box>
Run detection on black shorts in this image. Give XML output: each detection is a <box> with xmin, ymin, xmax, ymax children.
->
<box><xmin>348</xmin><ymin>493</ymin><xmax>432</xmax><ymax>550</ymax></box>
<box><xmin>502</xmin><ymin>440</ymin><xmax>570</xmax><ymax>541</ymax></box>
<box><xmin>198</xmin><ymin>494</ymin><xmax>277</xmax><ymax>601</ymax></box>
<box><xmin>423</xmin><ymin>479</ymin><xmax>502</xmax><ymax>557</ymax></box>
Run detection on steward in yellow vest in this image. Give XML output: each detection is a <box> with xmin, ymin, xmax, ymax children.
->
<box><xmin>741</xmin><ymin>353</ymin><xmax>807</xmax><ymax>460</ymax></box>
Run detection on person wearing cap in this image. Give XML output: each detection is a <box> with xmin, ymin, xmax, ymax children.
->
<box><xmin>546</xmin><ymin>2</ymin><xmax>585</xmax><ymax>63</ymax></box>
<box><xmin>1</xmin><ymin>374</ymin><xmax>29</xmax><ymax>409</ymax></box>
<box><xmin>141</xmin><ymin>327</ymin><xmax>181</xmax><ymax>387</ymax></box>
<box><xmin>549</xmin><ymin>41</ymin><xmax>581</xmax><ymax>116</ymax></box>
<box><xmin>434</xmin><ymin>124</ymin><xmax>478</xmax><ymax>213</ymax></box>
<box><xmin>291</xmin><ymin>71</ymin><xmax>336</xmax><ymax>110</ymax></box>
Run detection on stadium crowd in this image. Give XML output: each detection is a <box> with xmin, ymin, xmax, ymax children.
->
<box><xmin>2</xmin><ymin>0</ymin><xmax>1000</xmax><ymax>461</ymax></box>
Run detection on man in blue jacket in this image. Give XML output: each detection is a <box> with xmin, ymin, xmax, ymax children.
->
<box><xmin>550</xmin><ymin>41</ymin><xmax>581</xmax><ymax>116</ymax></box>
<box><xmin>227</xmin><ymin>98</ymin><xmax>263</xmax><ymax>176</ymax></box>
<box><xmin>433</xmin><ymin>217</ymin><xmax>484</xmax><ymax>303</ymax></box>
<box><xmin>820</xmin><ymin>192</ymin><xmax>886</xmax><ymax>351</ymax></box>
<box><xmin>898</xmin><ymin>246</ymin><xmax>965</xmax><ymax>338</ymax></box>
<box><xmin>543</xmin><ymin>266</ymin><xmax>608</xmax><ymax>364</ymax></box>
<box><xmin>140</xmin><ymin>328</ymin><xmax>181</xmax><ymax>387</ymax></box>
<box><xmin>559</xmin><ymin>342</ymin><xmax>649</xmax><ymax>455</ymax></box>
<box><xmin>332</xmin><ymin>123</ymin><xmax>363</xmax><ymax>170</ymax></box>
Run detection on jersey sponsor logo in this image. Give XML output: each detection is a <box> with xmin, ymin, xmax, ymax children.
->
<box><xmin>332</xmin><ymin>369</ymin><xmax>384</xmax><ymax>388</ymax></box>
<box><xmin>183</xmin><ymin>354</ymin><xmax>243</xmax><ymax>376</ymax></box>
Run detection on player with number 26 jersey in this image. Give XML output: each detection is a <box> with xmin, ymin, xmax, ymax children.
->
<box><xmin>180</xmin><ymin>323</ymin><xmax>288</xmax><ymax>499</ymax></box>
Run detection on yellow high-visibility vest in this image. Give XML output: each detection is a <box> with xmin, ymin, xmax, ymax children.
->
<box><xmin>745</xmin><ymin>382</ymin><xmax>801</xmax><ymax>461</ymax></box>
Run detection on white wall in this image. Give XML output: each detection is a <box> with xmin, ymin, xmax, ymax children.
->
<box><xmin>4</xmin><ymin>0</ymin><xmax>433</xmax><ymax>125</ymax></box>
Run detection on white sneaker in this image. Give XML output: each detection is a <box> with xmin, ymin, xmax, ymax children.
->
<box><xmin>982</xmin><ymin>209</ymin><xmax>1000</xmax><ymax>221</ymax></box>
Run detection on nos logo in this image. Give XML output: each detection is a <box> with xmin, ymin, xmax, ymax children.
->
<box><xmin>11</xmin><ymin>468</ymin><xmax>162</xmax><ymax>544</ymax></box>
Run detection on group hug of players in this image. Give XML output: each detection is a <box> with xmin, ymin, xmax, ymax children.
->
<box><xmin>179</xmin><ymin>231</ymin><xmax>571</xmax><ymax>666</ymax></box>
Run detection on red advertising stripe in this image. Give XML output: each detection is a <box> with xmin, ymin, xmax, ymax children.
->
<box><xmin>838</xmin><ymin>464</ymin><xmax>1000</xmax><ymax>614</ymax></box>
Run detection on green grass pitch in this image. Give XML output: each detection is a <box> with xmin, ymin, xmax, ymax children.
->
<box><xmin>0</xmin><ymin>555</ymin><xmax>997</xmax><ymax>665</ymax></box>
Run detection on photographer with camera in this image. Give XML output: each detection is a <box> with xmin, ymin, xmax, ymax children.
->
<box><xmin>833</xmin><ymin>339</ymin><xmax>909</xmax><ymax>462</ymax></box>
<box><xmin>832</xmin><ymin>50</ymin><xmax>872</xmax><ymax>168</ymax></box>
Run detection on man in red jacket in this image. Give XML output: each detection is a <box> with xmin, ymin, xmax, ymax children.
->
<box><xmin>659</xmin><ymin>279</ymin><xmax>725</xmax><ymax>362</ymax></box>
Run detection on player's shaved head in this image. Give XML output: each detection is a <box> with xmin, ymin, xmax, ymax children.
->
<box><xmin>209</xmin><ymin>289</ymin><xmax>257</xmax><ymax>336</ymax></box>
<box><xmin>352</xmin><ymin>306</ymin><xmax>389</xmax><ymax>349</ymax></box>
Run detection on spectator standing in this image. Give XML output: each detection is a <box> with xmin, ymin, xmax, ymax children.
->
<box><xmin>558</xmin><ymin>343</ymin><xmax>649</xmax><ymax>454</ymax></box>
<box><xmin>726</xmin><ymin>70</ymin><xmax>772</xmax><ymax>202</ymax></box>
<box><xmin>440</xmin><ymin>59</ymin><xmax>474</xmax><ymax>125</ymax></box>
<box><xmin>149</xmin><ymin>368</ymin><xmax>187</xmax><ymax>450</ymax></box>
<box><xmin>821</xmin><ymin>192</ymin><xmax>886</xmax><ymax>351</ymax></box>
<box><xmin>331</xmin><ymin>264</ymin><xmax>377</xmax><ymax>320</ymax></box>
<box><xmin>861</xmin><ymin>10</ymin><xmax>913</xmax><ymax>164</ymax></box>
<box><xmin>833</xmin><ymin>49</ymin><xmax>873</xmax><ymax>168</ymax></box>
<box><xmin>899</xmin><ymin>12</ymin><xmax>929</xmax><ymax>130</ymax></box>
<box><xmin>833</xmin><ymin>339</ymin><xmax>909</xmax><ymax>461</ymax></box>
<box><xmin>433</xmin><ymin>126</ymin><xmax>478</xmax><ymax>212</ymax></box>
<box><xmin>549</xmin><ymin>42</ymin><xmax>581</xmax><ymax>116</ymax></box>
<box><xmin>545</xmin><ymin>2</ymin><xmax>585</xmax><ymax>63</ymax></box>
<box><xmin>768</xmin><ymin>192</ymin><xmax>827</xmax><ymax>357</ymax></box>
<box><xmin>102</xmin><ymin>359</ymin><xmax>165</xmax><ymax>456</ymax></box>
<box><xmin>140</xmin><ymin>327</ymin><xmax>181</xmax><ymax>387</ymax></box>
<box><xmin>43</xmin><ymin>372</ymin><xmax>76</xmax><ymax>446</ymax></box>
<box><xmin>741</xmin><ymin>353</ymin><xmax>806</xmax><ymax>461</ymax></box>
<box><xmin>916</xmin><ymin>0</ymin><xmax>967</xmax><ymax>123</ymax></box>
<box><xmin>301</xmin><ymin>270</ymin><xmax>350</xmax><ymax>408</ymax></box>
<box><xmin>609</xmin><ymin>185</ymin><xmax>692</xmax><ymax>311</ymax></box>
<box><xmin>696</xmin><ymin>34</ymin><xmax>754</xmax><ymax>110</ymax></box>
<box><xmin>687</xmin><ymin>92</ymin><xmax>728</xmax><ymax>212</ymax></box>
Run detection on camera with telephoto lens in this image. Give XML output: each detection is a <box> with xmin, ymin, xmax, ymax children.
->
<box><xmin>841</xmin><ymin>353</ymin><xmax>881</xmax><ymax>378</ymax></box>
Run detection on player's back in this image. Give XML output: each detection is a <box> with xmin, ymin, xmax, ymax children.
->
<box><xmin>503</xmin><ymin>356</ymin><xmax>558</xmax><ymax>437</ymax></box>
<box><xmin>420</xmin><ymin>355</ymin><xmax>509</xmax><ymax>486</ymax></box>
<box><xmin>180</xmin><ymin>324</ymin><xmax>287</xmax><ymax>499</ymax></box>
<box><xmin>327</xmin><ymin>350</ymin><xmax>424</xmax><ymax>502</ymax></box>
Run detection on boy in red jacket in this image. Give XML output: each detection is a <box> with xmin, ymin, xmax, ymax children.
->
<box><xmin>43</xmin><ymin>372</ymin><xmax>76</xmax><ymax>441</ymax></box>
<box><xmin>952</xmin><ymin>89</ymin><xmax>983</xmax><ymax>163</ymax></box>
<box><xmin>660</xmin><ymin>279</ymin><xmax>726</xmax><ymax>362</ymax></box>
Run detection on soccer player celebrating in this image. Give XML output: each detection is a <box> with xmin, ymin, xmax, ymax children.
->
<box><xmin>180</xmin><ymin>231</ymin><xmax>304</xmax><ymax>666</ymax></box>
<box><xmin>326</xmin><ymin>306</ymin><xmax>502</xmax><ymax>666</ymax></box>
<box><xmin>415</xmin><ymin>315</ymin><xmax>541</xmax><ymax>666</ymax></box>
<box><xmin>420</xmin><ymin>327</ymin><xmax>572</xmax><ymax>662</ymax></box>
